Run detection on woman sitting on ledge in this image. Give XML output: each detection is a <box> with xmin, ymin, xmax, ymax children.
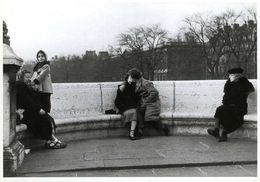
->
<box><xmin>16</xmin><ymin>69</ymin><xmax>67</xmax><ymax>149</ymax></box>
<box><xmin>207</xmin><ymin>68</ymin><xmax>255</xmax><ymax>142</ymax></box>
<box><xmin>115</xmin><ymin>71</ymin><xmax>141</xmax><ymax>140</ymax></box>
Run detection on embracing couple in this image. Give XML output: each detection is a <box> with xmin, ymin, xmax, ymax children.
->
<box><xmin>115</xmin><ymin>68</ymin><xmax>169</xmax><ymax>140</ymax></box>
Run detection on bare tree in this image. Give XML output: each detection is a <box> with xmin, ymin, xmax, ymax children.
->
<box><xmin>182</xmin><ymin>12</ymin><xmax>222</xmax><ymax>78</ymax></box>
<box><xmin>182</xmin><ymin>9</ymin><xmax>257</xmax><ymax>79</ymax></box>
<box><xmin>142</xmin><ymin>24</ymin><xmax>169</xmax><ymax>80</ymax></box>
<box><xmin>118</xmin><ymin>26</ymin><xmax>146</xmax><ymax>73</ymax></box>
<box><xmin>246</xmin><ymin>7</ymin><xmax>257</xmax><ymax>22</ymax></box>
<box><xmin>215</xmin><ymin>9</ymin><xmax>257</xmax><ymax>76</ymax></box>
<box><xmin>112</xmin><ymin>24</ymin><xmax>169</xmax><ymax>80</ymax></box>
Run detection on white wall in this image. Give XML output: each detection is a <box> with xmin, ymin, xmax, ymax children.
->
<box><xmin>51</xmin><ymin>80</ymin><xmax>257</xmax><ymax>120</ymax></box>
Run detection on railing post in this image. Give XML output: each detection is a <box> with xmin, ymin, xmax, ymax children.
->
<box><xmin>3</xmin><ymin>21</ymin><xmax>25</xmax><ymax>177</ymax></box>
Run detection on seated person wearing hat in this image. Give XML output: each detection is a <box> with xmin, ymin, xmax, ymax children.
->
<box><xmin>207</xmin><ymin>68</ymin><xmax>255</xmax><ymax>142</ymax></box>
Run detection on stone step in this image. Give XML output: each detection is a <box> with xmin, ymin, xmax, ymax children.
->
<box><xmin>16</xmin><ymin>117</ymin><xmax>257</xmax><ymax>150</ymax></box>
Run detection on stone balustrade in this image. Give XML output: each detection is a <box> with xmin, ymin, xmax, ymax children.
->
<box><xmin>16</xmin><ymin>80</ymin><xmax>257</xmax><ymax>146</ymax></box>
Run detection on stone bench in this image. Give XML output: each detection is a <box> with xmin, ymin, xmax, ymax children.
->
<box><xmin>16</xmin><ymin>80</ymin><xmax>257</xmax><ymax>148</ymax></box>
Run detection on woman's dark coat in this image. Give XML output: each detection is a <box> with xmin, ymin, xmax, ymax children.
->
<box><xmin>215</xmin><ymin>77</ymin><xmax>254</xmax><ymax>133</ymax></box>
<box><xmin>114</xmin><ymin>82</ymin><xmax>140</xmax><ymax>114</ymax></box>
<box><xmin>16</xmin><ymin>81</ymin><xmax>53</xmax><ymax>140</ymax></box>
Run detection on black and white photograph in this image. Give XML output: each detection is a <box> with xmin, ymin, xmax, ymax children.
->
<box><xmin>2</xmin><ymin>0</ymin><xmax>258</xmax><ymax>180</ymax></box>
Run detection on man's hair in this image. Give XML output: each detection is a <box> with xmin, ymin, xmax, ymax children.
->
<box><xmin>127</xmin><ymin>68</ymin><xmax>142</xmax><ymax>79</ymax></box>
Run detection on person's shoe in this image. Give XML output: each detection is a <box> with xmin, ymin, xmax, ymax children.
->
<box><xmin>129</xmin><ymin>130</ymin><xmax>141</xmax><ymax>140</ymax></box>
<box><xmin>136</xmin><ymin>131</ymin><xmax>144</xmax><ymax>138</ymax></box>
<box><xmin>45</xmin><ymin>140</ymin><xmax>67</xmax><ymax>149</ymax></box>
<box><xmin>163</xmin><ymin>125</ymin><xmax>170</xmax><ymax>136</ymax></box>
<box><xmin>207</xmin><ymin>128</ymin><xmax>219</xmax><ymax>139</ymax></box>
<box><xmin>218</xmin><ymin>132</ymin><xmax>228</xmax><ymax>142</ymax></box>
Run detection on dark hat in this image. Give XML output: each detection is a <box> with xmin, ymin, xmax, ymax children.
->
<box><xmin>228</xmin><ymin>68</ymin><xmax>243</xmax><ymax>74</ymax></box>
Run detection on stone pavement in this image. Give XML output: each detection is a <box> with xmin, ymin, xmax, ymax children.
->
<box><xmin>17</xmin><ymin>135</ymin><xmax>257</xmax><ymax>177</ymax></box>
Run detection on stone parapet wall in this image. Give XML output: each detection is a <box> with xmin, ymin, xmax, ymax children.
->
<box><xmin>50</xmin><ymin>80</ymin><xmax>257</xmax><ymax>121</ymax></box>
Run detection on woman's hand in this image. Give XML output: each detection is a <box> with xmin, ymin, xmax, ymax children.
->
<box><xmin>39</xmin><ymin>109</ymin><xmax>46</xmax><ymax>115</ymax></box>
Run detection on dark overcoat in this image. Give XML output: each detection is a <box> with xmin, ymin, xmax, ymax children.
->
<box><xmin>114</xmin><ymin>81</ymin><xmax>140</xmax><ymax>114</ymax></box>
<box><xmin>16</xmin><ymin>81</ymin><xmax>54</xmax><ymax>140</ymax></box>
<box><xmin>215</xmin><ymin>77</ymin><xmax>254</xmax><ymax>133</ymax></box>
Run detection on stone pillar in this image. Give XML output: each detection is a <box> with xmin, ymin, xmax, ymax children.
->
<box><xmin>3</xmin><ymin>21</ymin><xmax>25</xmax><ymax>177</ymax></box>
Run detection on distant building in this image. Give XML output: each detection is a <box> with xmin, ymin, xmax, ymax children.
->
<box><xmin>154</xmin><ymin>42</ymin><xmax>206</xmax><ymax>81</ymax></box>
<box><xmin>98</xmin><ymin>51</ymin><xmax>110</xmax><ymax>60</ymax></box>
<box><xmin>83</xmin><ymin>50</ymin><xmax>98</xmax><ymax>60</ymax></box>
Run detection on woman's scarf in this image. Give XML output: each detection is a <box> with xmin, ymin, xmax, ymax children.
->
<box><xmin>33</xmin><ymin>61</ymin><xmax>50</xmax><ymax>71</ymax></box>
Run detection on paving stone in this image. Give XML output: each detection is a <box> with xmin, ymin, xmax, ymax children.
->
<box><xmin>153</xmin><ymin>167</ymin><xmax>202</xmax><ymax>177</ymax></box>
<box><xmin>199</xmin><ymin>164</ymin><xmax>257</xmax><ymax>177</ymax></box>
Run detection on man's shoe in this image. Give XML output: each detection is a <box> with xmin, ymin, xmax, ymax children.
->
<box><xmin>163</xmin><ymin>126</ymin><xmax>170</xmax><ymax>136</ymax></box>
<box><xmin>136</xmin><ymin>131</ymin><xmax>144</xmax><ymax>138</ymax></box>
<box><xmin>207</xmin><ymin>128</ymin><xmax>219</xmax><ymax>139</ymax></box>
<box><xmin>218</xmin><ymin>132</ymin><xmax>228</xmax><ymax>142</ymax></box>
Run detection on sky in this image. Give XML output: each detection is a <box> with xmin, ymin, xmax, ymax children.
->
<box><xmin>3</xmin><ymin>0</ymin><xmax>257</xmax><ymax>61</ymax></box>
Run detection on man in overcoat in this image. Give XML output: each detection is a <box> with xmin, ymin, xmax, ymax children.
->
<box><xmin>207</xmin><ymin>68</ymin><xmax>255</xmax><ymax>142</ymax></box>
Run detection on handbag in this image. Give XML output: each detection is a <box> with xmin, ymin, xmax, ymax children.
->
<box><xmin>105</xmin><ymin>109</ymin><xmax>117</xmax><ymax>114</ymax></box>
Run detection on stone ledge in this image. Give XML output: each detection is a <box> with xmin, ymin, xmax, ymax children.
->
<box><xmin>173</xmin><ymin>113</ymin><xmax>214</xmax><ymax>118</ymax></box>
<box><xmin>16</xmin><ymin>112</ymin><xmax>257</xmax><ymax>147</ymax></box>
<box><xmin>244</xmin><ymin>114</ymin><xmax>257</xmax><ymax>122</ymax></box>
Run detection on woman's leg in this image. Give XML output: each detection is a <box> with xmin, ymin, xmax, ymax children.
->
<box><xmin>42</xmin><ymin>114</ymin><xmax>67</xmax><ymax>149</ymax></box>
<box><xmin>207</xmin><ymin>105</ymin><xmax>224</xmax><ymax>139</ymax></box>
<box><xmin>130</xmin><ymin>121</ymin><xmax>137</xmax><ymax>131</ymax></box>
<box><xmin>40</xmin><ymin>93</ymin><xmax>51</xmax><ymax>113</ymax></box>
<box><xmin>207</xmin><ymin>117</ymin><xmax>220</xmax><ymax>138</ymax></box>
<box><xmin>218</xmin><ymin>124</ymin><xmax>228</xmax><ymax>142</ymax></box>
<box><xmin>129</xmin><ymin>121</ymin><xmax>136</xmax><ymax>137</ymax></box>
<box><xmin>214</xmin><ymin>117</ymin><xmax>220</xmax><ymax>129</ymax></box>
<box><xmin>129</xmin><ymin>120</ymin><xmax>143</xmax><ymax>140</ymax></box>
<box><xmin>34</xmin><ymin>116</ymin><xmax>53</xmax><ymax>141</ymax></box>
<box><xmin>129</xmin><ymin>121</ymin><xmax>137</xmax><ymax>139</ymax></box>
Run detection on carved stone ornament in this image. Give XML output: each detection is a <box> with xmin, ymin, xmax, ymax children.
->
<box><xmin>3</xmin><ymin>21</ymin><xmax>10</xmax><ymax>45</ymax></box>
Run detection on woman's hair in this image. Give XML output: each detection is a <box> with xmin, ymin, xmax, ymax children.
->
<box><xmin>36</xmin><ymin>50</ymin><xmax>48</xmax><ymax>61</ymax></box>
<box><xmin>127</xmin><ymin>68</ymin><xmax>142</xmax><ymax>79</ymax></box>
<box><xmin>34</xmin><ymin>50</ymin><xmax>50</xmax><ymax>71</ymax></box>
<box><xmin>16</xmin><ymin>69</ymin><xmax>31</xmax><ymax>82</ymax></box>
<box><xmin>124</xmin><ymin>74</ymin><xmax>129</xmax><ymax>82</ymax></box>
